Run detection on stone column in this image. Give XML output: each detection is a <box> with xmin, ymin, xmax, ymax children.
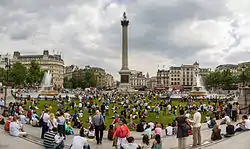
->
<box><xmin>121</xmin><ymin>12</ymin><xmax>129</xmax><ymax>70</ymax></box>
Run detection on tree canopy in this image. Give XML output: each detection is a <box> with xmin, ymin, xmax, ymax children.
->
<box><xmin>204</xmin><ymin>68</ymin><xmax>245</xmax><ymax>90</ymax></box>
<box><xmin>64</xmin><ymin>69</ymin><xmax>97</xmax><ymax>89</ymax></box>
<box><xmin>26</xmin><ymin>60</ymin><xmax>44</xmax><ymax>86</ymax></box>
<box><xmin>9</xmin><ymin>62</ymin><xmax>27</xmax><ymax>86</ymax></box>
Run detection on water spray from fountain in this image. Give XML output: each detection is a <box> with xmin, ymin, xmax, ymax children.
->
<box><xmin>196</xmin><ymin>74</ymin><xmax>207</xmax><ymax>92</ymax></box>
<box><xmin>189</xmin><ymin>74</ymin><xmax>208</xmax><ymax>96</ymax></box>
<box><xmin>40</xmin><ymin>70</ymin><xmax>53</xmax><ymax>91</ymax></box>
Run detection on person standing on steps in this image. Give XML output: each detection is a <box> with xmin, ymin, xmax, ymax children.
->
<box><xmin>191</xmin><ymin>107</ymin><xmax>201</xmax><ymax>148</ymax></box>
<box><xmin>41</xmin><ymin>109</ymin><xmax>50</xmax><ymax>139</ymax></box>
<box><xmin>92</xmin><ymin>110</ymin><xmax>105</xmax><ymax>145</ymax></box>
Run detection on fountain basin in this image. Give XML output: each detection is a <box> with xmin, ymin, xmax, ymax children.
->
<box><xmin>189</xmin><ymin>86</ymin><xmax>207</xmax><ymax>96</ymax></box>
<box><xmin>189</xmin><ymin>91</ymin><xmax>207</xmax><ymax>96</ymax></box>
<box><xmin>39</xmin><ymin>90</ymin><xmax>58</xmax><ymax>96</ymax></box>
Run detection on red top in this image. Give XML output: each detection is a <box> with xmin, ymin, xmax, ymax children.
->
<box><xmin>4</xmin><ymin>120</ymin><xmax>11</xmax><ymax>132</ymax></box>
<box><xmin>113</xmin><ymin>124</ymin><xmax>130</xmax><ymax>138</ymax></box>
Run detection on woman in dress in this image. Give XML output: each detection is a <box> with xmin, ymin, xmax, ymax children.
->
<box><xmin>176</xmin><ymin>109</ymin><xmax>190</xmax><ymax>149</ymax></box>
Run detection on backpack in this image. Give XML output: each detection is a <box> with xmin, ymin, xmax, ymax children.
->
<box><xmin>27</xmin><ymin>110</ymin><xmax>32</xmax><ymax>118</ymax></box>
<box><xmin>39</xmin><ymin>113</ymin><xmax>44</xmax><ymax>126</ymax></box>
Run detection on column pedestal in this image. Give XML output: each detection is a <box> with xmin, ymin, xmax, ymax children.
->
<box><xmin>238</xmin><ymin>87</ymin><xmax>250</xmax><ymax>114</ymax></box>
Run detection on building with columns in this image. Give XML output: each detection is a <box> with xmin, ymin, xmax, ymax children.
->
<box><xmin>12</xmin><ymin>50</ymin><xmax>64</xmax><ymax>87</ymax></box>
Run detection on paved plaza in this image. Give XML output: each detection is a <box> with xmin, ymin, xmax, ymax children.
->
<box><xmin>1</xmin><ymin>120</ymin><xmax>249</xmax><ymax>149</ymax></box>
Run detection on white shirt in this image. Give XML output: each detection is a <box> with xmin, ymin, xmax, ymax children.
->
<box><xmin>244</xmin><ymin>119</ymin><xmax>250</xmax><ymax>129</ymax></box>
<box><xmin>43</xmin><ymin>113</ymin><xmax>50</xmax><ymax>123</ymax></box>
<box><xmin>148</xmin><ymin>122</ymin><xmax>154</xmax><ymax>130</ymax></box>
<box><xmin>10</xmin><ymin>122</ymin><xmax>20</xmax><ymax>137</ymax></box>
<box><xmin>166</xmin><ymin>126</ymin><xmax>173</xmax><ymax>136</ymax></box>
<box><xmin>48</xmin><ymin>118</ymin><xmax>58</xmax><ymax>130</ymax></box>
<box><xmin>0</xmin><ymin>100</ymin><xmax>4</xmax><ymax>106</ymax></box>
<box><xmin>193</xmin><ymin>112</ymin><xmax>201</xmax><ymax>127</ymax></box>
<box><xmin>168</xmin><ymin>104</ymin><xmax>172</xmax><ymax>111</ymax></box>
<box><xmin>79</xmin><ymin>103</ymin><xmax>82</xmax><ymax>108</ymax></box>
<box><xmin>71</xmin><ymin>136</ymin><xmax>88</xmax><ymax>149</ymax></box>
<box><xmin>224</xmin><ymin>116</ymin><xmax>231</xmax><ymax>123</ymax></box>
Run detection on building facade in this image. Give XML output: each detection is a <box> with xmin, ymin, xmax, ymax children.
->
<box><xmin>148</xmin><ymin>76</ymin><xmax>157</xmax><ymax>89</ymax></box>
<box><xmin>157</xmin><ymin>70</ymin><xmax>169</xmax><ymax>88</ymax></box>
<box><xmin>106</xmin><ymin>73</ymin><xmax>115</xmax><ymax>88</ymax></box>
<box><xmin>156</xmin><ymin>62</ymin><xmax>210</xmax><ymax>90</ymax></box>
<box><xmin>64</xmin><ymin>65</ymin><xmax>79</xmax><ymax>80</ymax></box>
<box><xmin>0</xmin><ymin>53</ymin><xmax>12</xmax><ymax>69</ymax></box>
<box><xmin>12</xmin><ymin>50</ymin><xmax>64</xmax><ymax>87</ymax></box>
<box><xmin>130</xmin><ymin>70</ymin><xmax>149</xmax><ymax>89</ymax></box>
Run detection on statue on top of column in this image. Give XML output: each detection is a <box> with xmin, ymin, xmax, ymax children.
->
<box><xmin>123</xmin><ymin>12</ymin><xmax>127</xmax><ymax>20</ymax></box>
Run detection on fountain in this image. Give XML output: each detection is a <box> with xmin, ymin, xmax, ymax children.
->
<box><xmin>39</xmin><ymin>71</ymin><xmax>58</xmax><ymax>96</ymax></box>
<box><xmin>189</xmin><ymin>74</ymin><xmax>207</xmax><ymax>97</ymax></box>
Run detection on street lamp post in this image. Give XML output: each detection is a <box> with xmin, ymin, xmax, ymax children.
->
<box><xmin>242</xmin><ymin>64</ymin><xmax>247</xmax><ymax>109</ymax></box>
<box><xmin>4</xmin><ymin>58</ymin><xmax>11</xmax><ymax>107</ymax></box>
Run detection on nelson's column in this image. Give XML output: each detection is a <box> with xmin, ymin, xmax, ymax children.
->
<box><xmin>118</xmin><ymin>12</ymin><xmax>132</xmax><ymax>91</ymax></box>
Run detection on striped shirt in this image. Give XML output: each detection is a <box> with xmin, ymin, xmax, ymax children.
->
<box><xmin>43</xmin><ymin>131</ymin><xmax>56</xmax><ymax>148</ymax></box>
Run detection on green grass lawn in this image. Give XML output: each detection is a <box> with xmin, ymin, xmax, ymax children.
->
<box><xmin>24</xmin><ymin>99</ymin><xmax>208</xmax><ymax>130</ymax></box>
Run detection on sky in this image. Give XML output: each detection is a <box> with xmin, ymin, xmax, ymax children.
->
<box><xmin>0</xmin><ymin>0</ymin><xmax>250</xmax><ymax>80</ymax></box>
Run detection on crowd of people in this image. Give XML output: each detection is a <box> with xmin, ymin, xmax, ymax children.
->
<box><xmin>0</xmin><ymin>89</ymin><xmax>249</xmax><ymax>149</ymax></box>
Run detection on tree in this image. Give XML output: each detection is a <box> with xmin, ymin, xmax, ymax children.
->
<box><xmin>63</xmin><ymin>77</ymin><xmax>73</xmax><ymax>89</ymax></box>
<box><xmin>0</xmin><ymin>68</ymin><xmax>6</xmax><ymax>84</ymax></box>
<box><xmin>9</xmin><ymin>62</ymin><xmax>27</xmax><ymax>86</ymax></box>
<box><xmin>204</xmin><ymin>71</ymin><xmax>221</xmax><ymax>88</ymax></box>
<box><xmin>26</xmin><ymin>60</ymin><xmax>44</xmax><ymax>86</ymax></box>
<box><xmin>83</xmin><ymin>69</ymin><xmax>97</xmax><ymax>88</ymax></box>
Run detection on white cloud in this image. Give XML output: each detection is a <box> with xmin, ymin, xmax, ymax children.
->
<box><xmin>0</xmin><ymin>0</ymin><xmax>250</xmax><ymax>80</ymax></box>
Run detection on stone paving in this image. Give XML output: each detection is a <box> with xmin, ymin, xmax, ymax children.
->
<box><xmin>0</xmin><ymin>121</ymin><xmax>232</xmax><ymax>149</ymax></box>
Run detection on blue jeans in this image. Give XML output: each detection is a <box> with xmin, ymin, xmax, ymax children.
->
<box><xmin>54</xmin><ymin>141</ymin><xmax>64</xmax><ymax>149</ymax></box>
